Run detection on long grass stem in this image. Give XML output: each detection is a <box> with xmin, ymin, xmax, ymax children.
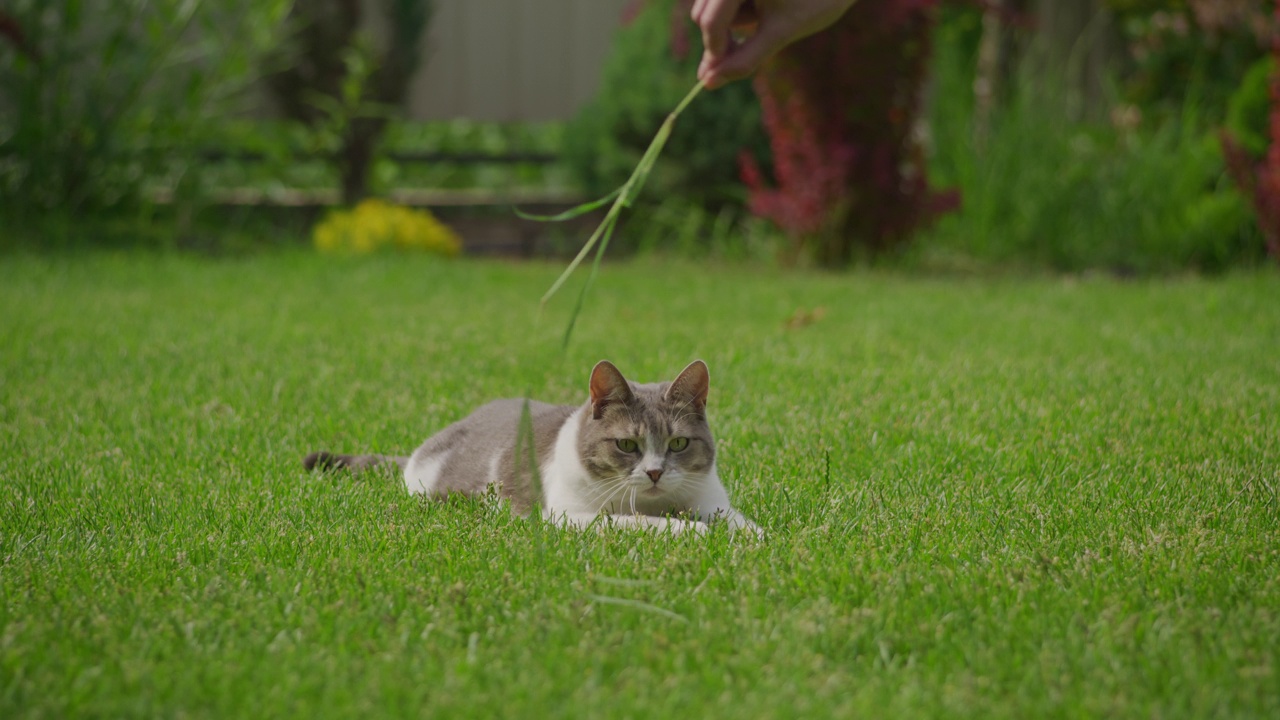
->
<box><xmin>522</xmin><ymin>80</ymin><xmax>706</xmax><ymax>349</ymax></box>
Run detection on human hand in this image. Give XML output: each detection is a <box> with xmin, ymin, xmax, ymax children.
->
<box><xmin>690</xmin><ymin>0</ymin><xmax>859</xmax><ymax>88</ymax></box>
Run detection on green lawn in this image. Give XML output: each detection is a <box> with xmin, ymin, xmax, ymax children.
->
<box><xmin>2</xmin><ymin>252</ymin><xmax>1277</xmax><ymax>718</ymax></box>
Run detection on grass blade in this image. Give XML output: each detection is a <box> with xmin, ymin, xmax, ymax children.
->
<box><xmin>514</xmin><ymin>187</ymin><xmax>622</xmax><ymax>222</ymax></box>
<box><xmin>534</xmin><ymin>80</ymin><xmax>706</xmax><ymax>346</ymax></box>
<box><xmin>587</xmin><ymin>594</ymin><xmax>689</xmax><ymax>623</ymax></box>
<box><xmin>559</xmin><ymin>212</ymin><xmax>620</xmax><ymax>350</ymax></box>
<box><xmin>540</xmin><ymin>203</ymin><xmax>620</xmax><ymax>306</ymax></box>
<box><xmin>516</xmin><ymin>398</ymin><xmax>543</xmax><ymax>514</ymax></box>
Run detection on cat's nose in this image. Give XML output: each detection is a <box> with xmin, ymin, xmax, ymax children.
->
<box><xmin>646</xmin><ymin>469</ymin><xmax>663</xmax><ymax>484</ymax></box>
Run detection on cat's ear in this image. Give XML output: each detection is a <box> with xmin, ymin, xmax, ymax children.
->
<box><xmin>666</xmin><ymin>360</ymin><xmax>710</xmax><ymax>413</ymax></box>
<box><xmin>589</xmin><ymin>360</ymin><xmax>634</xmax><ymax>419</ymax></box>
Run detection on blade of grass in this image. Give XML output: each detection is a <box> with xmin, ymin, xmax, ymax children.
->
<box><xmin>516</xmin><ymin>398</ymin><xmax>543</xmax><ymax>511</ymax></box>
<box><xmin>541</xmin><ymin>204</ymin><xmax>620</xmax><ymax>309</ymax></box>
<box><xmin>560</xmin><ymin>211</ymin><xmax>620</xmax><ymax>350</ymax></box>
<box><xmin>586</xmin><ymin>594</ymin><xmax>690</xmax><ymax>623</ymax></box>
<box><xmin>527</xmin><ymin>80</ymin><xmax>706</xmax><ymax>348</ymax></box>
<box><xmin>513</xmin><ymin>187</ymin><xmax>622</xmax><ymax>222</ymax></box>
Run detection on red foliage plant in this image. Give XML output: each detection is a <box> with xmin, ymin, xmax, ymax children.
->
<box><xmin>1223</xmin><ymin>0</ymin><xmax>1280</xmax><ymax>262</ymax></box>
<box><xmin>742</xmin><ymin>0</ymin><xmax>959</xmax><ymax>266</ymax></box>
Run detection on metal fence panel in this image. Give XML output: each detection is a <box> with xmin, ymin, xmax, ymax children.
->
<box><xmin>406</xmin><ymin>0</ymin><xmax>631</xmax><ymax>121</ymax></box>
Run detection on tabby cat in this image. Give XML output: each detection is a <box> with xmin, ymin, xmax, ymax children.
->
<box><xmin>305</xmin><ymin>360</ymin><xmax>757</xmax><ymax>534</ymax></box>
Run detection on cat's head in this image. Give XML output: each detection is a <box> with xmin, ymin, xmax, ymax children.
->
<box><xmin>576</xmin><ymin>360</ymin><xmax>716</xmax><ymax>515</ymax></box>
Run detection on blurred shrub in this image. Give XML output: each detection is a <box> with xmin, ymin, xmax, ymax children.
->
<box><xmin>1225</xmin><ymin>56</ymin><xmax>1275</xmax><ymax>157</ymax></box>
<box><xmin>923</xmin><ymin>19</ymin><xmax>1264</xmax><ymax>273</ymax></box>
<box><xmin>620</xmin><ymin>196</ymin><xmax>780</xmax><ymax>261</ymax></box>
<box><xmin>0</xmin><ymin>0</ymin><xmax>289</xmax><ymax>219</ymax></box>
<box><xmin>744</xmin><ymin>0</ymin><xmax>955</xmax><ymax>267</ymax></box>
<box><xmin>561</xmin><ymin>0</ymin><xmax>770</xmax><ymax>211</ymax></box>
<box><xmin>1108</xmin><ymin>0</ymin><xmax>1269</xmax><ymax>121</ymax></box>
<box><xmin>1220</xmin><ymin>4</ymin><xmax>1280</xmax><ymax>262</ymax></box>
<box><xmin>313</xmin><ymin>199</ymin><xmax>461</xmax><ymax>256</ymax></box>
<box><xmin>265</xmin><ymin>0</ymin><xmax>433</xmax><ymax>206</ymax></box>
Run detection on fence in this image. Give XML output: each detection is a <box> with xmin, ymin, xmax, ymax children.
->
<box><xmin>395</xmin><ymin>0</ymin><xmax>632</xmax><ymax>122</ymax></box>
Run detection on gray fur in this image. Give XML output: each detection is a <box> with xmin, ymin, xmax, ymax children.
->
<box><xmin>403</xmin><ymin>399</ymin><xmax>574</xmax><ymax>514</ymax></box>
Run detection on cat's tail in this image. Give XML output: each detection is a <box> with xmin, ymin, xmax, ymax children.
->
<box><xmin>303</xmin><ymin>451</ymin><xmax>408</xmax><ymax>474</ymax></box>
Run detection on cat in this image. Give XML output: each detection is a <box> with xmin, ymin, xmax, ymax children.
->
<box><xmin>304</xmin><ymin>360</ymin><xmax>758</xmax><ymax>534</ymax></box>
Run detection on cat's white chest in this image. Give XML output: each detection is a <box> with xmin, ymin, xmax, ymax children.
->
<box><xmin>536</xmin><ymin>407</ymin><xmax>742</xmax><ymax>525</ymax></box>
<box><xmin>539</xmin><ymin>407</ymin><xmax>595</xmax><ymax>515</ymax></box>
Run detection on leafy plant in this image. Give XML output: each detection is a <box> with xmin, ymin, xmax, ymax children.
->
<box><xmin>265</xmin><ymin>0</ymin><xmax>433</xmax><ymax>205</ymax></box>
<box><xmin>0</xmin><ymin>0</ymin><xmax>290</xmax><ymax>219</ymax></box>
<box><xmin>925</xmin><ymin>19</ymin><xmax>1264</xmax><ymax>273</ymax></box>
<box><xmin>743</xmin><ymin>0</ymin><xmax>957</xmax><ymax>267</ymax></box>
<box><xmin>1225</xmin><ymin>56</ymin><xmax>1274</xmax><ymax>156</ymax></box>
<box><xmin>1108</xmin><ymin>0</ymin><xmax>1269</xmax><ymax>122</ymax></box>
<box><xmin>1220</xmin><ymin>0</ymin><xmax>1280</xmax><ymax>262</ymax></box>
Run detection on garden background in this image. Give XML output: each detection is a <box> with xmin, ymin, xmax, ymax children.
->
<box><xmin>2</xmin><ymin>1</ymin><xmax>1278</xmax><ymax>717</ymax></box>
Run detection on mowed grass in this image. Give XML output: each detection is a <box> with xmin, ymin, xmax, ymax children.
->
<box><xmin>1</xmin><ymin>251</ymin><xmax>1278</xmax><ymax>718</ymax></box>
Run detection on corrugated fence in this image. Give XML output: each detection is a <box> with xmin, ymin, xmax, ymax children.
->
<box><xmin>403</xmin><ymin>0</ymin><xmax>632</xmax><ymax>121</ymax></box>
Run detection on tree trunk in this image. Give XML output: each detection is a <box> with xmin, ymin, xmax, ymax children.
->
<box><xmin>339</xmin><ymin>118</ymin><xmax>383</xmax><ymax>206</ymax></box>
<box><xmin>266</xmin><ymin>0</ymin><xmax>430</xmax><ymax>207</ymax></box>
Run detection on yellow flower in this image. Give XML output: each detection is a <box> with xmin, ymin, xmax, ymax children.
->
<box><xmin>312</xmin><ymin>200</ymin><xmax>462</xmax><ymax>257</ymax></box>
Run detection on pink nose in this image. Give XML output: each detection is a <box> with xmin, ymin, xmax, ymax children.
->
<box><xmin>646</xmin><ymin>469</ymin><xmax>663</xmax><ymax>484</ymax></box>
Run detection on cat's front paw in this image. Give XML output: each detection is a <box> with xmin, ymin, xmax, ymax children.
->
<box><xmin>662</xmin><ymin>517</ymin><xmax>710</xmax><ymax>536</ymax></box>
<box><xmin>703</xmin><ymin>509</ymin><xmax>764</xmax><ymax>538</ymax></box>
<box><xmin>606</xmin><ymin>514</ymin><xmax>708</xmax><ymax>535</ymax></box>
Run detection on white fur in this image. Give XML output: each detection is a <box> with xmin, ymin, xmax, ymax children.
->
<box><xmin>539</xmin><ymin>407</ymin><xmax>594</xmax><ymax>516</ymax></box>
<box><xmin>686</xmin><ymin>462</ymin><xmax>759</xmax><ymax>533</ymax></box>
<box><xmin>551</xmin><ymin>511</ymin><xmax>711</xmax><ymax>534</ymax></box>
<box><xmin>404</xmin><ymin>449</ymin><xmax>451</xmax><ymax>496</ymax></box>
<box><xmin>537</xmin><ymin>408</ymin><xmax>760</xmax><ymax>535</ymax></box>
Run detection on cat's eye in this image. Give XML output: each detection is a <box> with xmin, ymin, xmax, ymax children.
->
<box><xmin>615</xmin><ymin>438</ymin><xmax>639</xmax><ymax>453</ymax></box>
<box><xmin>668</xmin><ymin>437</ymin><xmax>689</xmax><ymax>452</ymax></box>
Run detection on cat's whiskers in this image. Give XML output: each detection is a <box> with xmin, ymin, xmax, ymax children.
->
<box><xmin>666</xmin><ymin>471</ymin><xmax>706</xmax><ymax>505</ymax></box>
<box><xmin>582</xmin><ymin>477</ymin><xmax>622</xmax><ymax>503</ymax></box>
<box><xmin>586</xmin><ymin>467</ymin><xmax>693</xmax><ymax>517</ymax></box>
<box><xmin>585</xmin><ymin>486</ymin><xmax>620</xmax><ymax>508</ymax></box>
<box><xmin>583</xmin><ymin>474</ymin><xmax>631</xmax><ymax>510</ymax></box>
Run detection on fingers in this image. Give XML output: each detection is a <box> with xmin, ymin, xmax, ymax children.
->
<box><xmin>698</xmin><ymin>22</ymin><xmax>786</xmax><ymax>88</ymax></box>
<box><xmin>692</xmin><ymin>0</ymin><xmax>859</xmax><ymax>88</ymax></box>
<box><xmin>691</xmin><ymin>0</ymin><xmax>744</xmax><ymax>60</ymax></box>
<box><xmin>697</xmin><ymin>49</ymin><xmax>719</xmax><ymax>86</ymax></box>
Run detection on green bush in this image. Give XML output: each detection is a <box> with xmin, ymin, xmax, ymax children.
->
<box><xmin>1107</xmin><ymin>0</ymin><xmax>1268</xmax><ymax>124</ymax></box>
<box><xmin>561</xmin><ymin>0</ymin><xmax>770</xmax><ymax>212</ymax></box>
<box><xmin>1225</xmin><ymin>56</ymin><xmax>1274</xmax><ymax>158</ymax></box>
<box><xmin>0</xmin><ymin>0</ymin><xmax>289</xmax><ymax>222</ymax></box>
<box><xmin>919</xmin><ymin>20</ymin><xmax>1264</xmax><ymax>274</ymax></box>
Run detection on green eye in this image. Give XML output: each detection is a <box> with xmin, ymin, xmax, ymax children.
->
<box><xmin>615</xmin><ymin>438</ymin><xmax>639</xmax><ymax>453</ymax></box>
<box><xmin>668</xmin><ymin>437</ymin><xmax>689</xmax><ymax>452</ymax></box>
